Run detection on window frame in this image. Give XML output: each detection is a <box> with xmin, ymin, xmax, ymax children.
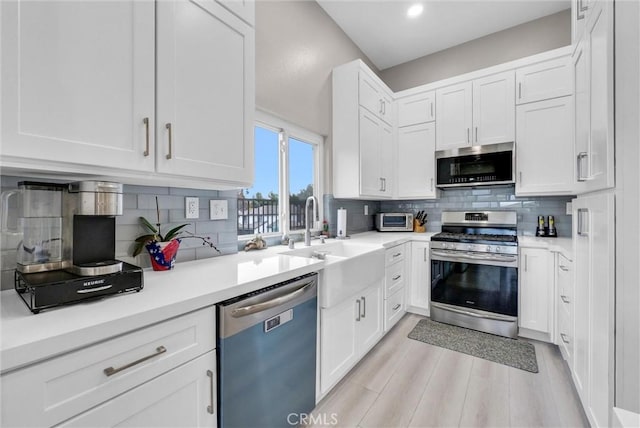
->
<box><xmin>238</xmin><ymin>110</ymin><xmax>324</xmax><ymax>240</ymax></box>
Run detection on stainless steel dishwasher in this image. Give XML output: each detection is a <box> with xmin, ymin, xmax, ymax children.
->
<box><xmin>217</xmin><ymin>272</ymin><xmax>318</xmax><ymax>428</ymax></box>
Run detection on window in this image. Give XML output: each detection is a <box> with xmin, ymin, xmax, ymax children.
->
<box><xmin>238</xmin><ymin>111</ymin><xmax>323</xmax><ymax>237</ymax></box>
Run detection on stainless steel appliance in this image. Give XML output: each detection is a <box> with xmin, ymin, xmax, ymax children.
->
<box><xmin>436</xmin><ymin>142</ymin><xmax>515</xmax><ymax>188</ymax></box>
<box><xmin>217</xmin><ymin>273</ymin><xmax>318</xmax><ymax>428</ymax></box>
<box><xmin>430</xmin><ymin>211</ymin><xmax>518</xmax><ymax>337</ymax></box>
<box><xmin>376</xmin><ymin>212</ymin><xmax>414</xmax><ymax>232</ymax></box>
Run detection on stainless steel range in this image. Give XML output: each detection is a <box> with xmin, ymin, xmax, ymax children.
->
<box><xmin>430</xmin><ymin>211</ymin><xmax>518</xmax><ymax>338</ymax></box>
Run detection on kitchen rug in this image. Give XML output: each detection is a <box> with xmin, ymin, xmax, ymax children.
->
<box><xmin>408</xmin><ymin>318</ymin><xmax>538</xmax><ymax>373</ymax></box>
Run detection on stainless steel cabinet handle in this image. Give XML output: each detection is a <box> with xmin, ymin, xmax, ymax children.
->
<box><xmin>382</xmin><ymin>100</ymin><xmax>386</xmax><ymax>115</ymax></box>
<box><xmin>165</xmin><ymin>123</ymin><xmax>173</xmax><ymax>160</ymax></box>
<box><xmin>577</xmin><ymin>208</ymin><xmax>589</xmax><ymax>236</ymax></box>
<box><xmin>559</xmin><ymin>265</ymin><xmax>569</xmax><ymax>272</ymax></box>
<box><xmin>361</xmin><ymin>296</ymin><xmax>366</xmax><ymax>318</ymax></box>
<box><xmin>143</xmin><ymin>117</ymin><xmax>150</xmax><ymax>156</ymax></box>
<box><xmin>380</xmin><ymin>177</ymin><xmax>384</xmax><ymax>191</ymax></box>
<box><xmin>518</xmin><ymin>82</ymin><xmax>522</xmax><ymax>99</ymax></box>
<box><xmin>424</xmin><ymin>247</ymin><xmax>427</xmax><ymax>262</ymax></box>
<box><xmin>392</xmin><ymin>274</ymin><xmax>401</xmax><ymax>281</ymax></box>
<box><xmin>475</xmin><ymin>127</ymin><xmax>478</xmax><ymax>142</ymax></box>
<box><xmin>104</xmin><ymin>346</ymin><xmax>167</xmax><ymax>377</ymax></box>
<box><xmin>430</xmin><ymin>178</ymin><xmax>434</xmax><ymax>191</ymax></box>
<box><xmin>561</xmin><ymin>295</ymin><xmax>570</xmax><ymax>304</ymax></box>
<box><xmin>393</xmin><ymin>252</ymin><xmax>402</xmax><ymax>258</ymax></box>
<box><xmin>560</xmin><ymin>333</ymin><xmax>570</xmax><ymax>344</ymax></box>
<box><xmin>519</xmin><ymin>171</ymin><xmax>523</xmax><ymax>184</ymax></box>
<box><xmin>379</xmin><ymin>99</ymin><xmax>383</xmax><ymax>114</ymax></box>
<box><xmin>577</xmin><ymin>152</ymin><xmax>588</xmax><ymax>181</ymax></box>
<box><xmin>231</xmin><ymin>281</ymin><xmax>315</xmax><ymax>317</ymax></box>
<box><xmin>467</xmin><ymin>128</ymin><xmax>470</xmax><ymax>143</ymax></box>
<box><xmin>430</xmin><ymin>102</ymin><xmax>434</xmax><ymax>118</ymax></box>
<box><xmin>392</xmin><ymin>303</ymin><xmax>401</xmax><ymax>311</ymax></box>
<box><xmin>524</xmin><ymin>254</ymin><xmax>528</xmax><ymax>271</ymax></box>
<box><xmin>207</xmin><ymin>370</ymin><xmax>215</xmax><ymax>414</ymax></box>
<box><xmin>579</xmin><ymin>0</ymin><xmax>588</xmax><ymax>12</ymax></box>
<box><xmin>356</xmin><ymin>299</ymin><xmax>361</xmax><ymax>322</ymax></box>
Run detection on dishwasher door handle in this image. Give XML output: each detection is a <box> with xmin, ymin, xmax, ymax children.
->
<box><xmin>231</xmin><ymin>281</ymin><xmax>315</xmax><ymax>317</ymax></box>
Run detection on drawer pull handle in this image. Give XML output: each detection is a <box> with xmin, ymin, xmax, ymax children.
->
<box><xmin>393</xmin><ymin>252</ymin><xmax>402</xmax><ymax>258</ymax></box>
<box><xmin>361</xmin><ymin>296</ymin><xmax>366</xmax><ymax>318</ymax></box>
<box><xmin>392</xmin><ymin>275</ymin><xmax>401</xmax><ymax>281</ymax></box>
<box><xmin>207</xmin><ymin>370</ymin><xmax>215</xmax><ymax>414</ymax></box>
<box><xmin>166</xmin><ymin>123</ymin><xmax>173</xmax><ymax>160</ymax></box>
<box><xmin>560</xmin><ymin>295</ymin><xmax>570</xmax><ymax>304</ymax></box>
<box><xmin>103</xmin><ymin>346</ymin><xmax>167</xmax><ymax>377</ymax></box>
<box><xmin>559</xmin><ymin>265</ymin><xmax>569</xmax><ymax>271</ymax></box>
<box><xmin>560</xmin><ymin>333</ymin><xmax>570</xmax><ymax>344</ymax></box>
<box><xmin>143</xmin><ymin>117</ymin><xmax>150</xmax><ymax>156</ymax></box>
<box><xmin>392</xmin><ymin>303</ymin><xmax>401</xmax><ymax>311</ymax></box>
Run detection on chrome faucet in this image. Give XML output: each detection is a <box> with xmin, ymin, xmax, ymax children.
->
<box><xmin>304</xmin><ymin>196</ymin><xmax>319</xmax><ymax>246</ymax></box>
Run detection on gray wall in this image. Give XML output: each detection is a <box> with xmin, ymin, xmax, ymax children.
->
<box><xmin>380</xmin><ymin>187</ymin><xmax>573</xmax><ymax>238</ymax></box>
<box><xmin>380</xmin><ymin>9</ymin><xmax>571</xmax><ymax>91</ymax></box>
<box><xmin>0</xmin><ymin>176</ymin><xmax>238</xmax><ymax>290</ymax></box>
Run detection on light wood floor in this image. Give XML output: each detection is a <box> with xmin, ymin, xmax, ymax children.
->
<box><xmin>307</xmin><ymin>314</ymin><xmax>589</xmax><ymax>428</ymax></box>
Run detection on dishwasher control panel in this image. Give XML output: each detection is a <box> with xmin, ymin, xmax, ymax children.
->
<box><xmin>265</xmin><ymin>309</ymin><xmax>293</xmax><ymax>333</ymax></box>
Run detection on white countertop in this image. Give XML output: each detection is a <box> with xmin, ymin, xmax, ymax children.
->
<box><xmin>518</xmin><ymin>236</ymin><xmax>573</xmax><ymax>259</ymax></box>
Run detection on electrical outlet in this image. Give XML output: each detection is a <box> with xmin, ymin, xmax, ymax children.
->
<box><xmin>210</xmin><ymin>200</ymin><xmax>228</xmax><ymax>220</ymax></box>
<box><xmin>566</xmin><ymin>202</ymin><xmax>572</xmax><ymax>215</ymax></box>
<box><xmin>185</xmin><ymin>197</ymin><xmax>199</xmax><ymax>219</ymax></box>
<box><xmin>364</xmin><ymin>205</ymin><xmax>369</xmax><ymax>215</ymax></box>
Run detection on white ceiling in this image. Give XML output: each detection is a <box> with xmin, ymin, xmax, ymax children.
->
<box><xmin>316</xmin><ymin>0</ymin><xmax>570</xmax><ymax>70</ymax></box>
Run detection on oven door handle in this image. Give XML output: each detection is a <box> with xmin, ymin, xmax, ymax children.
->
<box><xmin>430</xmin><ymin>302</ymin><xmax>516</xmax><ymax>322</ymax></box>
<box><xmin>431</xmin><ymin>249</ymin><xmax>517</xmax><ymax>264</ymax></box>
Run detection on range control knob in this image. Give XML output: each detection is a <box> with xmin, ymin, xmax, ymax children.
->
<box><xmin>494</xmin><ymin>247</ymin><xmax>501</xmax><ymax>253</ymax></box>
<box><xmin>486</xmin><ymin>246</ymin><xmax>492</xmax><ymax>253</ymax></box>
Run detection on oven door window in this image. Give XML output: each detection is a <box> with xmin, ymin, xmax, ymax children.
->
<box><xmin>382</xmin><ymin>215</ymin><xmax>408</xmax><ymax>228</ymax></box>
<box><xmin>431</xmin><ymin>259</ymin><xmax>517</xmax><ymax>316</ymax></box>
<box><xmin>437</xmin><ymin>151</ymin><xmax>513</xmax><ymax>185</ymax></box>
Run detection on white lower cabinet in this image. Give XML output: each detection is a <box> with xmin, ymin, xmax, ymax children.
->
<box><xmin>60</xmin><ymin>351</ymin><xmax>217</xmax><ymax>428</ymax></box>
<box><xmin>320</xmin><ymin>280</ymin><xmax>383</xmax><ymax>395</ymax></box>
<box><xmin>556</xmin><ymin>253</ymin><xmax>574</xmax><ymax>365</ymax></box>
<box><xmin>408</xmin><ymin>241</ymin><xmax>430</xmax><ymax>316</ymax></box>
<box><xmin>518</xmin><ymin>247</ymin><xmax>553</xmax><ymax>340</ymax></box>
<box><xmin>384</xmin><ymin>244</ymin><xmax>407</xmax><ymax>332</ymax></box>
<box><xmin>0</xmin><ymin>307</ymin><xmax>216</xmax><ymax>427</ymax></box>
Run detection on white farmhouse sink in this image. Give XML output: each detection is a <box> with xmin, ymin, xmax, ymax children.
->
<box><xmin>283</xmin><ymin>241</ymin><xmax>385</xmax><ymax>308</ymax></box>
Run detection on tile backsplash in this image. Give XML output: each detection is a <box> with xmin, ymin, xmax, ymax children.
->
<box><xmin>0</xmin><ymin>176</ymin><xmax>238</xmax><ymax>290</ymax></box>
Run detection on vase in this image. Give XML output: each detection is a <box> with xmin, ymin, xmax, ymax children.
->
<box><xmin>146</xmin><ymin>239</ymin><xmax>181</xmax><ymax>271</ymax></box>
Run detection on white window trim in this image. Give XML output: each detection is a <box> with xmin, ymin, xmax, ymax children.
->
<box><xmin>238</xmin><ymin>110</ymin><xmax>324</xmax><ymax>241</ymax></box>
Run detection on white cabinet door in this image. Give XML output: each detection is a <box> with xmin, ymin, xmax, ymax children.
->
<box><xmin>397</xmin><ymin>91</ymin><xmax>435</xmax><ymax>127</ymax></box>
<box><xmin>396</xmin><ymin>123</ymin><xmax>436</xmax><ymax>199</ymax></box>
<box><xmin>516</xmin><ymin>96</ymin><xmax>574</xmax><ymax>196</ymax></box>
<box><xmin>359</xmin><ymin>109</ymin><xmax>385</xmax><ymax>197</ymax></box>
<box><xmin>472</xmin><ymin>71</ymin><xmax>515</xmax><ymax>145</ymax></box>
<box><xmin>515</xmin><ymin>56</ymin><xmax>572</xmax><ymax>105</ymax></box>
<box><xmin>320</xmin><ymin>298</ymin><xmax>358</xmax><ymax>394</ymax></box>
<box><xmin>573</xmin><ymin>39</ymin><xmax>590</xmax><ymax>189</ymax></box>
<box><xmin>359</xmin><ymin>72</ymin><xmax>392</xmax><ymax>125</ymax></box>
<box><xmin>409</xmin><ymin>241</ymin><xmax>430</xmax><ymax>315</ymax></box>
<box><xmin>356</xmin><ymin>281</ymin><xmax>384</xmax><ymax>354</ymax></box>
<box><xmin>573</xmin><ymin>208</ymin><xmax>589</xmax><ymax>403</ymax></box>
<box><xmin>156</xmin><ymin>0</ymin><xmax>254</xmax><ymax>184</ymax></box>
<box><xmin>519</xmin><ymin>247</ymin><xmax>552</xmax><ymax>335</ymax></box>
<box><xmin>380</xmin><ymin>124</ymin><xmax>394</xmax><ymax>198</ymax></box>
<box><xmin>59</xmin><ymin>351</ymin><xmax>217</xmax><ymax>428</ymax></box>
<box><xmin>1</xmin><ymin>0</ymin><xmax>155</xmax><ymax>172</ymax></box>
<box><xmin>436</xmin><ymin>82</ymin><xmax>473</xmax><ymax>150</ymax></box>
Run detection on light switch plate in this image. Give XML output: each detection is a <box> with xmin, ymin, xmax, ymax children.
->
<box><xmin>185</xmin><ymin>197</ymin><xmax>199</xmax><ymax>219</ymax></box>
<box><xmin>364</xmin><ymin>205</ymin><xmax>368</xmax><ymax>215</ymax></box>
<box><xmin>210</xmin><ymin>200</ymin><xmax>228</xmax><ymax>220</ymax></box>
<box><xmin>566</xmin><ymin>202</ymin><xmax>572</xmax><ymax>215</ymax></box>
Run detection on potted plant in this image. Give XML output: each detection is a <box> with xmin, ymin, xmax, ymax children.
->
<box><xmin>132</xmin><ymin>197</ymin><xmax>220</xmax><ymax>271</ymax></box>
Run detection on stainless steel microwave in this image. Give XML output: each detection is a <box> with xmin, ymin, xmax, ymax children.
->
<box><xmin>376</xmin><ymin>213</ymin><xmax>414</xmax><ymax>232</ymax></box>
<box><xmin>435</xmin><ymin>142</ymin><xmax>515</xmax><ymax>188</ymax></box>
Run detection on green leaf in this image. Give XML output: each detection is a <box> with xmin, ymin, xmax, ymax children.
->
<box><xmin>134</xmin><ymin>234</ymin><xmax>157</xmax><ymax>243</ymax></box>
<box><xmin>163</xmin><ymin>224</ymin><xmax>190</xmax><ymax>241</ymax></box>
<box><xmin>140</xmin><ymin>217</ymin><xmax>158</xmax><ymax>233</ymax></box>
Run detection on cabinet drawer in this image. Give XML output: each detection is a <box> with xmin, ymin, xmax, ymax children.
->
<box><xmin>385</xmin><ymin>262</ymin><xmax>405</xmax><ymax>297</ymax></box>
<box><xmin>557</xmin><ymin>303</ymin><xmax>573</xmax><ymax>363</ymax></box>
<box><xmin>1</xmin><ymin>307</ymin><xmax>216</xmax><ymax>428</ymax></box>
<box><xmin>385</xmin><ymin>245</ymin><xmax>406</xmax><ymax>266</ymax></box>
<box><xmin>385</xmin><ymin>287</ymin><xmax>406</xmax><ymax>331</ymax></box>
<box><xmin>557</xmin><ymin>255</ymin><xmax>573</xmax><ymax>303</ymax></box>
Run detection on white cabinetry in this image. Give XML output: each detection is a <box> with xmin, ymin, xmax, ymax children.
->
<box><xmin>573</xmin><ymin>0</ymin><xmax>614</xmax><ymax>193</ymax></box>
<box><xmin>397</xmin><ymin>91</ymin><xmax>435</xmax><ymax>127</ymax></box>
<box><xmin>556</xmin><ymin>253</ymin><xmax>574</xmax><ymax>365</ymax></box>
<box><xmin>333</xmin><ymin>60</ymin><xmax>394</xmax><ymax>199</ymax></box>
<box><xmin>518</xmin><ymin>247</ymin><xmax>553</xmax><ymax>341</ymax></box>
<box><xmin>436</xmin><ymin>71</ymin><xmax>514</xmax><ymax>150</ymax></box>
<box><xmin>1</xmin><ymin>307</ymin><xmax>217</xmax><ymax>428</ymax></box>
<box><xmin>515</xmin><ymin>96</ymin><xmax>574</xmax><ymax>196</ymax></box>
<box><xmin>384</xmin><ymin>244</ymin><xmax>407</xmax><ymax>332</ymax></box>
<box><xmin>573</xmin><ymin>192</ymin><xmax>615</xmax><ymax>428</ymax></box>
<box><xmin>320</xmin><ymin>280</ymin><xmax>383</xmax><ymax>394</ymax></box>
<box><xmin>408</xmin><ymin>241</ymin><xmax>430</xmax><ymax>316</ymax></box>
<box><xmin>396</xmin><ymin>123</ymin><xmax>436</xmax><ymax>199</ymax></box>
<box><xmin>515</xmin><ymin>56</ymin><xmax>572</xmax><ymax>105</ymax></box>
<box><xmin>1</xmin><ymin>0</ymin><xmax>254</xmax><ymax>188</ymax></box>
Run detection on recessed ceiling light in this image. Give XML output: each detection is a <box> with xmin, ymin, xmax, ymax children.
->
<box><xmin>407</xmin><ymin>3</ymin><xmax>424</xmax><ymax>18</ymax></box>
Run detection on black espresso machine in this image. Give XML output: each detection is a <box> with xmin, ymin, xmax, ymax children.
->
<box><xmin>11</xmin><ymin>181</ymin><xmax>143</xmax><ymax>313</ymax></box>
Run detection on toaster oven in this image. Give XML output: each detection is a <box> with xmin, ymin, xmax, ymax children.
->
<box><xmin>375</xmin><ymin>213</ymin><xmax>414</xmax><ymax>232</ymax></box>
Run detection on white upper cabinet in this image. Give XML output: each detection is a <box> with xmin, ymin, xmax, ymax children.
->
<box><xmin>359</xmin><ymin>108</ymin><xmax>393</xmax><ymax>198</ymax></box>
<box><xmin>516</xmin><ymin>96</ymin><xmax>574</xmax><ymax>196</ymax></box>
<box><xmin>515</xmin><ymin>56</ymin><xmax>573</xmax><ymax>105</ymax></box>
<box><xmin>472</xmin><ymin>72</ymin><xmax>515</xmax><ymax>145</ymax></box>
<box><xmin>359</xmin><ymin>72</ymin><xmax>393</xmax><ymax>125</ymax></box>
<box><xmin>396</xmin><ymin>123</ymin><xmax>436</xmax><ymax>199</ymax></box>
<box><xmin>1</xmin><ymin>1</ymin><xmax>156</xmax><ymax>173</ymax></box>
<box><xmin>573</xmin><ymin>0</ymin><xmax>614</xmax><ymax>194</ymax></box>
<box><xmin>436</xmin><ymin>71</ymin><xmax>514</xmax><ymax>150</ymax></box>
<box><xmin>1</xmin><ymin>0</ymin><xmax>254</xmax><ymax>189</ymax></box>
<box><xmin>435</xmin><ymin>81</ymin><xmax>473</xmax><ymax>150</ymax></box>
<box><xmin>156</xmin><ymin>0</ymin><xmax>254</xmax><ymax>184</ymax></box>
<box><xmin>397</xmin><ymin>91</ymin><xmax>435</xmax><ymax>127</ymax></box>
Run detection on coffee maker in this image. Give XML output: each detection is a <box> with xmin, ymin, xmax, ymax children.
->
<box><xmin>8</xmin><ymin>181</ymin><xmax>143</xmax><ymax>313</ymax></box>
